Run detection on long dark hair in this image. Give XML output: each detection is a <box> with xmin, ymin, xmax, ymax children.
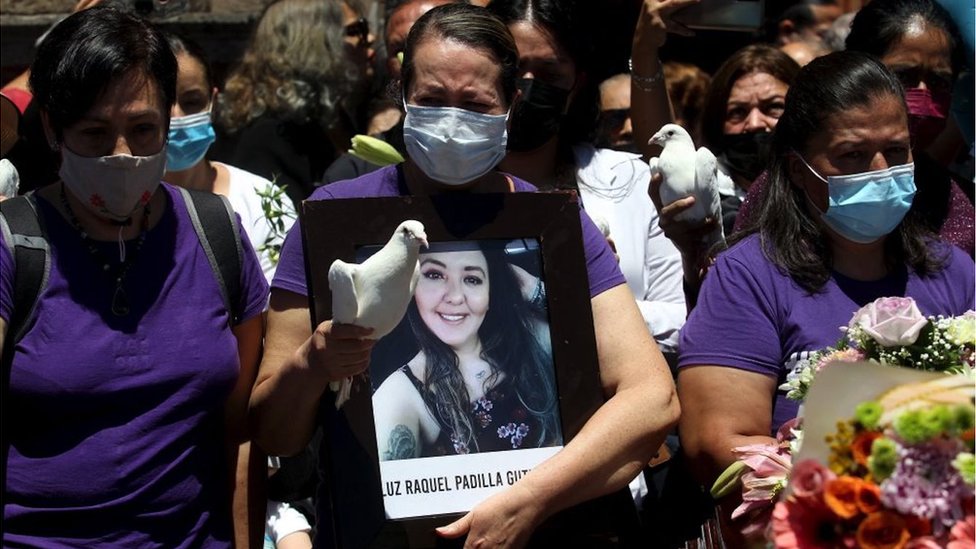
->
<box><xmin>406</xmin><ymin>245</ymin><xmax>560</xmax><ymax>452</ymax></box>
<box><xmin>29</xmin><ymin>6</ymin><xmax>177</xmax><ymax>139</ymax></box>
<box><xmin>729</xmin><ymin>51</ymin><xmax>947</xmax><ymax>293</ymax></box>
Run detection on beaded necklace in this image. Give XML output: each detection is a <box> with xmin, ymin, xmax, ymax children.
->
<box><xmin>59</xmin><ymin>183</ymin><xmax>150</xmax><ymax>316</ymax></box>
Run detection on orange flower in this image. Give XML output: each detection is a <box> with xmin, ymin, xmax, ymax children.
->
<box><xmin>852</xmin><ymin>431</ymin><xmax>883</xmax><ymax>466</ymax></box>
<box><xmin>857</xmin><ymin>481</ymin><xmax>883</xmax><ymax>514</ymax></box>
<box><xmin>856</xmin><ymin>511</ymin><xmax>910</xmax><ymax>549</ymax></box>
<box><xmin>825</xmin><ymin>477</ymin><xmax>862</xmax><ymax>519</ymax></box>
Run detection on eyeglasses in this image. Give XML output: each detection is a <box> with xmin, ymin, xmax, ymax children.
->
<box><xmin>344</xmin><ymin>17</ymin><xmax>369</xmax><ymax>43</ymax></box>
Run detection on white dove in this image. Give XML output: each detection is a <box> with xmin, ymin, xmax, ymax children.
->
<box><xmin>327</xmin><ymin>220</ymin><xmax>429</xmax><ymax>408</ymax></box>
<box><xmin>648</xmin><ymin>123</ymin><xmax>725</xmax><ymax>247</ymax></box>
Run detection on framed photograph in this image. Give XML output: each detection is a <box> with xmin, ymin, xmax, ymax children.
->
<box><xmin>302</xmin><ymin>192</ymin><xmax>609</xmax><ymax>547</ymax></box>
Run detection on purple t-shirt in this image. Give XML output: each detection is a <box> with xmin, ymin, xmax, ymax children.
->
<box><xmin>0</xmin><ymin>183</ymin><xmax>269</xmax><ymax>548</ymax></box>
<box><xmin>272</xmin><ymin>165</ymin><xmax>625</xmax><ymax>299</ymax></box>
<box><xmin>678</xmin><ymin>234</ymin><xmax>975</xmax><ymax>432</ymax></box>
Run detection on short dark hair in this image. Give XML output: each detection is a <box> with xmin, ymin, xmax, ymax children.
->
<box><xmin>701</xmin><ymin>44</ymin><xmax>800</xmax><ymax>152</ymax></box>
<box><xmin>29</xmin><ymin>6</ymin><xmax>177</xmax><ymax>138</ymax></box>
<box><xmin>846</xmin><ymin>0</ymin><xmax>963</xmax><ymax>76</ymax></box>
<box><xmin>731</xmin><ymin>51</ymin><xmax>945</xmax><ymax>292</ymax></box>
<box><xmin>164</xmin><ymin>32</ymin><xmax>214</xmax><ymax>91</ymax></box>
<box><xmin>400</xmin><ymin>3</ymin><xmax>519</xmax><ymax>106</ymax></box>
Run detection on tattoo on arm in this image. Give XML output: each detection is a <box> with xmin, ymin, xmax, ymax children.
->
<box><xmin>383</xmin><ymin>425</ymin><xmax>417</xmax><ymax>460</ymax></box>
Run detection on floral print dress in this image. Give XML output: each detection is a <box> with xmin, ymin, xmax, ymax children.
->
<box><xmin>399</xmin><ymin>365</ymin><xmax>541</xmax><ymax>456</ymax></box>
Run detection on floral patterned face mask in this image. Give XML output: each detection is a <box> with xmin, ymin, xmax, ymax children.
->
<box><xmin>59</xmin><ymin>144</ymin><xmax>166</xmax><ymax>222</ymax></box>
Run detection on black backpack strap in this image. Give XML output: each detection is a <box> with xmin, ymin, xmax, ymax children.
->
<box><xmin>178</xmin><ymin>187</ymin><xmax>244</xmax><ymax>326</ymax></box>
<box><xmin>1</xmin><ymin>192</ymin><xmax>49</xmax><ymax>540</ymax></box>
<box><xmin>0</xmin><ymin>192</ymin><xmax>50</xmax><ymax>347</ymax></box>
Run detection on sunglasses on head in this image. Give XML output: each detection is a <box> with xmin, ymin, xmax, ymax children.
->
<box><xmin>344</xmin><ymin>17</ymin><xmax>369</xmax><ymax>41</ymax></box>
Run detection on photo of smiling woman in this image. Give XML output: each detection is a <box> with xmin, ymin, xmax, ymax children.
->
<box><xmin>370</xmin><ymin>239</ymin><xmax>562</xmax><ymax>461</ymax></box>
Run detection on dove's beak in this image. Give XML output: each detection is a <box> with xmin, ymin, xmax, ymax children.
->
<box><xmin>648</xmin><ymin>133</ymin><xmax>663</xmax><ymax>146</ymax></box>
<box><xmin>418</xmin><ymin>235</ymin><xmax>429</xmax><ymax>249</ymax></box>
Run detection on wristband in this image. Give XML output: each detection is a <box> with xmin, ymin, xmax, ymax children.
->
<box><xmin>629</xmin><ymin>57</ymin><xmax>665</xmax><ymax>92</ymax></box>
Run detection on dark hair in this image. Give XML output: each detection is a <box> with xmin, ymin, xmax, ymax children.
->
<box><xmin>846</xmin><ymin>0</ymin><xmax>963</xmax><ymax>76</ymax></box>
<box><xmin>701</xmin><ymin>44</ymin><xmax>800</xmax><ymax>153</ymax></box>
<box><xmin>406</xmin><ymin>245</ymin><xmax>560</xmax><ymax>452</ymax></box>
<box><xmin>400</xmin><ymin>3</ymin><xmax>519</xmax><ymax>106</ymax></box>
<box><xmin>29</xmin><ymin>6</ymin><xmax>177</xmax><ymax>138</ymax></box>
<box><xmin>730</xmin><ymin>51</ymin><xmax>945</xmax><ymax>292</ymax></box>
<box><xmin>164</xmin><ymin>32</ymin><xmax>215</xmax><ymax>90</ymax></box>
<box><xmin>487</xmin><ymin>0</ymin><xmax>598</xmax><ymax>146</ymax></box>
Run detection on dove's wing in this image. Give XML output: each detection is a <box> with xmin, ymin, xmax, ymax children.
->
<box><xmin>695</xmin><ymin>146</ymin><xmax>726</xmax><ymax>247</ymax></box>
<box><xmin>328</xmin><ymin>260</ymin><xmax>360</xmax><ymax>324</ymax></box>
<box><xmin>695</xmin><ymin>146</ymin><xmax>722</xmax><ymax>219</ymax></box>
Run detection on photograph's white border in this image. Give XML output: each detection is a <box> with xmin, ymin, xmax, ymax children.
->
<box><xmin>379</xmin><ymin>446</ymin><xmax>562</xmax><ymax>518</ymax></box>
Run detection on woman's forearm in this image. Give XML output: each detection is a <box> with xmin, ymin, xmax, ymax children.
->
<box><xmin>516</xmin><ymin>285</ymin><xmax>679</xmax><ymax>521</ymax></box>
<box><xmin>250</xmin><ymin>344</ymin><xmax>330</xmax><ymax>457</ymax></box>
<box><xmin>631</xmin><ymin>1</ymin><xmax>676</xmax><ymax>161</ymax></box>
<box><xmin>517</xmin><ymin>376</ymin><xmax>679</xmax><ymax>521</ymax></box>
<box><xmin>249</xmin><ymin>293</ymin><xmax>375</xmax><ymax>456</ymax></box>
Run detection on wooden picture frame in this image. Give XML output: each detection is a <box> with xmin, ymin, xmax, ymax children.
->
<box><xmin>301</xmin><ymin>192</ymin><xmax>626</xmax><ymax>548</ymax></box>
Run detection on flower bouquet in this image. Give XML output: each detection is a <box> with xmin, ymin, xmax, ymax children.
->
<box><xmin>711</xmin><ymin>297</ymin><xmax>975</xmax><ymax>544</ymax></box>
<box><xmin>783</xmin><ymin>298</ymin><xmax>974</xmax><ymax>402</ymax></box>
<box><xmin>773</xmin><ymin>373</ymin><xmax>975</xmax><ymax>548</ymax></box>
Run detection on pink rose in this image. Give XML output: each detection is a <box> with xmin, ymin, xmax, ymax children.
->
<box><xmin>791</xmin><ymin>459</ymin><xmax>836</xmax><ymax>504</ymax></box>
<box><xmin>948</xmin><ymin>515</ymin><xmax>975</xmax><ymax>549</ymax></box>
<box><xmin>850</xmin><ymin>297</ymin><xmax>928</xmax><ymax>347</ymax></box>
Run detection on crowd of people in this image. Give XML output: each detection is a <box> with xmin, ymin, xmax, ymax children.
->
<box><xmin>0</xmin><ymin>0</ymin><xmax>972</xmax><ymax>547</ymax></box>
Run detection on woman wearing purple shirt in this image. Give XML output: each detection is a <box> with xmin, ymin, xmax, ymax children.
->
<box><xmin>677</xmin><ymin>51</ymin><xmax>974</xmax><ymax>542</ymax></box>
<box><xmin>249</xmin><ymin>4</ymin><xmax>679</xmax><ymax>547</ymax></box>
<box><xmin>0</xmin><ymin>7</ymin><xmax>268</xmax><ymax>547</ymax></box>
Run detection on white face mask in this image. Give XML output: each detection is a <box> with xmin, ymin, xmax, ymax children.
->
<box><xmin>402</xmin><ymin>103</ymin><xmax>508</xmax><ymax>186</ymax></box>
<box><xmin>59</xmin><ymin>145</ymin><xmax>166</xmax><ymax>222</ymax></box>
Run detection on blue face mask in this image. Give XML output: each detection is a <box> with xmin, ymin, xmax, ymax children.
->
<box><xmin>166</xmin><ymin>111</ymin><xmax>216</xmax><ymax>172</ymax></box>
<box><xmin>798</xmin><ymin>156</ymin><xmax>916</xmax><ymax>244</ymax></box>
<box><xmin>402</xmin><ymin>103</ymin><xmax>508</xmax><ymax>186</ymax></box>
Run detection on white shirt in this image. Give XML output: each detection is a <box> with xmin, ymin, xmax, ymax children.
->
<box><xmin>220</xmin><ymin>163</ymin><xmax>297</xmax><ymax>284</ymax></box>
<box><xmin>573</xmin><ymin>144</ymin><xmax>686</xmax><ymax>357</ymax></box>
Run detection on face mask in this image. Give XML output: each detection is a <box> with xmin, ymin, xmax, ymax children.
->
<box><xmin>722</xmin><ymin>131</ymin><xmax>773</xmax><ymax>182</ymax></box>
<box><xmin>797</xmin><ymin>156</ymin><xmax>916</xmax><ymax>244</ymax></box>
<box><xmin>507</xmin><ymin>78</ymin><xmax>570</xmax><ymax>152</ymax></box>
<box><xmin>59</xmin><ymin>145</ymin><xmax>166</xmax><ymax>222</ymax></box>
<box><xmin>905</xmin><ymin>87</ymin><xmax>951</xmax><ymax>150</ymax></box>
<box><xmin>402</xmin><ymin>103</ymin><xmax>508</xmax><ymax>186</ymax></box>
<box><xmin>166</xmin><ymin>111</ymin><xmax>216</xmax><ymax>172</ymax></box>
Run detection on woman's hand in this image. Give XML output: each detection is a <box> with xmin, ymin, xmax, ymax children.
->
<box><xmin>435</xmin><ymin>483</ymin><xmax>543</xmax><ymax>548</ymax></box>
<box><xmin>631</xmin><ymin>0</ymin><xmax>698</xmax><ymax>160</ymax></box>
<box><xmin>633</xmin><ymin>0</ymin><xmax>697</xmax><ymax>58</ymax></box>
<box><xmin>648</xmin><ymin>173</ymin><xmax>718</xmax><ymax>257</ymax></box>
<box><xmin>301</xmin><ymin>320</ymin><xmax>375</xmax><ymax>383</ymax></box>
<box><xmin>648</xmin><ymin>172</ymin><xmax>718</xmax><ymax>305</ymax></box>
